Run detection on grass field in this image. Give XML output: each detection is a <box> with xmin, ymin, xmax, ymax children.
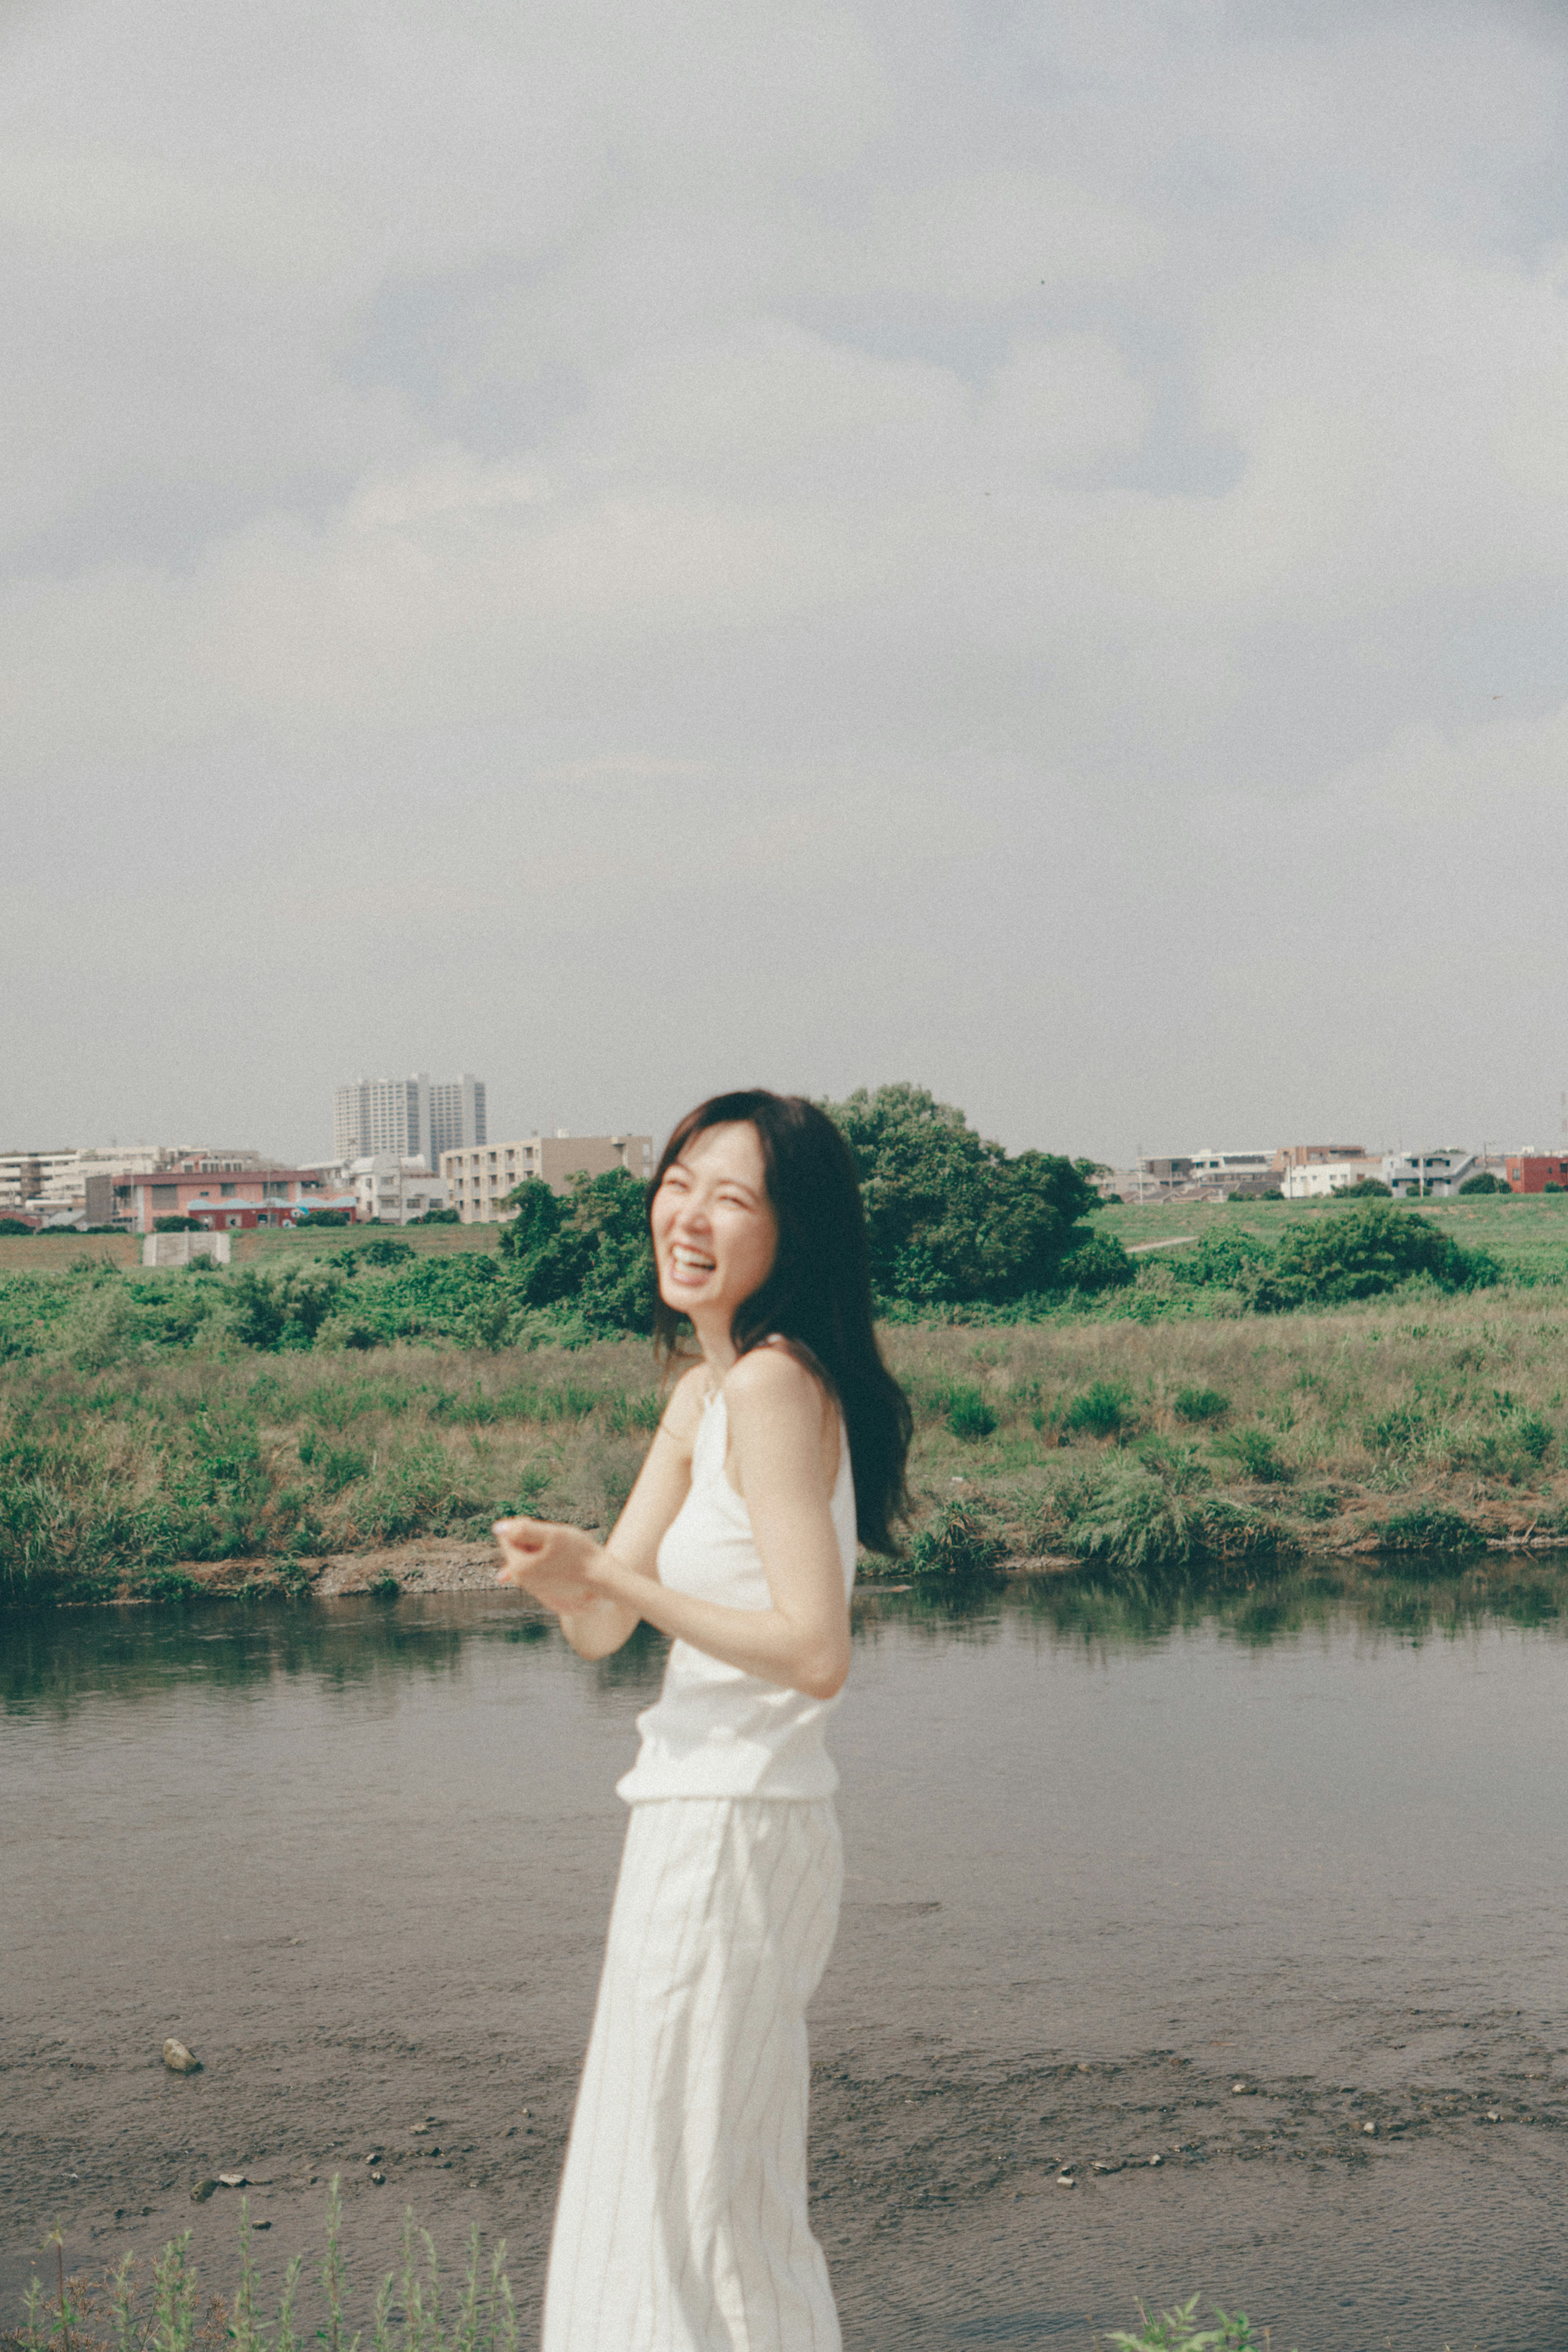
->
<box><xmin>7</xmin><ymin>1284</ymin><xmax>1568</xmax><ymax>1604</ymax></box>
<box><xmin>1097</xmin><ymin>1191</ymin><xmax>1568</xmax><ymax>1282</ymax></box>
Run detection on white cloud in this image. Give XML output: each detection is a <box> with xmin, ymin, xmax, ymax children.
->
<box><xmin>7</xmin><ymin>0</ymin><xmax>1568</xmax><ymax>1157</ymax></box>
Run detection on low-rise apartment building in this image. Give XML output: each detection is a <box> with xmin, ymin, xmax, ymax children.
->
<box><xmin>114</xmin><ymin>1167</ymin><xmax>331</xmax><ymax>1233</ymax></box>
<box><xmin>443</xmin><ymin>1132</ymin><xmax>654</xmax><ymax>1223</ymax></box>
<box><xmin>1381</xmin><ymin>1150</ymin><xmax>1478</xmax><ymax>1198</ymax></box>
<box><xmin>1</xmin><ymin>1145</ymin><xmax>266</xmax><ymax>1224</ymax></box>
<box><xmin>334</xmin><ymin>1156</ymin><xmax>449</xmax><ymax>1224</ymax></box>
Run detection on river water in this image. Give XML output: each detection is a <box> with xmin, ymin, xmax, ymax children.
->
<box><xmin>4</xmin><ymin>1567</ymin><xmax>1568</xmax><ymax>2350</ymax></box>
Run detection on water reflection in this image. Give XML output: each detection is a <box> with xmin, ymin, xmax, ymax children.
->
<box><xmin>5</xmin><ymin>1552</ymin><xmax>1566</xmax><ymax>1719</ymax></box>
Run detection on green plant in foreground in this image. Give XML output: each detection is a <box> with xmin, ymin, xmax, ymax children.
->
<box><xmin>1065</xmin><ymin>1380</ymin><xmax>1134</xmax><ymax>1438</ymax></box>
<box><xmin>1066</xmin><ymin>1461</ymin><xmax>1194</xmax><ymax>1570</ymax></box>
<box><xmin>1172</xmin><ymin>1385</ymin><xmax>1230</xmax><ymax>1425</ymax></box>
<box><xmin>906</xmin><ymin>1497</ymin><xmax>1008</xmax><ymax>1576</ymax></box>
<box><xmin>945</xmin><ymin>1381</ymin><xmax>998</xmax><ymax>1440</ymax></box>
<box><xmin>1102</xmin><ymin>2294</ymin><xmax>1290</xmax><ymax>2351</ymax></box>
<box><xmin>10</xmin><ymin>2188</ymin><xmax>518</xmax><ymax>2352</ymax></box>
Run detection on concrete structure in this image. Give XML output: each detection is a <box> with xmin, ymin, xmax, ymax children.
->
<box><xmin>1281</xmin><ymin>1153</ymin><xmax>1385</xmax><ymax>1199</ymax></box>
<box><xmin>1503</xmin><ymin>1154</ymin><xmax>1568</xmax><ymax>1193</ymax></box>
<box><xmin>336</xmin><ymin>1156</ymin><xmax>450</xmax><ymax>1224</ymax></box>
<box><xmin>1381</xmin><ymin>1150</ymin><xmax>1479</xmax><ymax>1199</ymax></box>
<box><xmin>443</xmin><ymin>1131</ymin><xmax>654</xmax><ymax>1222</ymax></box>
<box><xmin>333</xmin><ymin>1073</ymin><xmax>486</xmax><ymax>1168</ymax></box>
<box><xmin>142</xmin><ymin>1231</ymin><xmax>232</xmax><ymax>1267</ymax></box>
<box><xmin>114</xmin><ymin>1166</ymin><xmax>332</xmax><ymax>1233</ymax></box>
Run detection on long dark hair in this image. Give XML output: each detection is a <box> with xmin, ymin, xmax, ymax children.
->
<box><xmin>650</xmin><ymin>1090</ymin><xmax>911</xmax><ymax>1554</ymax></box>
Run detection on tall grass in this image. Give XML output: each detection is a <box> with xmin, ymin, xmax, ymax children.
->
<box><xmin>9</xmin><ymin>1292</ymin><xmax>1568</xmax><ymax>1601</ymax></box>
<box><xmin>5</xmin><ymin>2187</ymin><xmax>517</xmax><ymax>2352</ymax></box>
<box><xmin>0</xmin><ymin>1344</ymin><xmax>673</xmax><ymax>1602</ymax></box>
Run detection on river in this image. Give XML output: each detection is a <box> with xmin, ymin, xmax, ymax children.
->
<box><xmin>4</xmin><ymin>1565</ymin><xmax>1568</xmax><ymax>2349</ymax></box>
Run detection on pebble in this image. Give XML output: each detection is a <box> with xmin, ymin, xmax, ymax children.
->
<box><xmin>190</xmin><ymin>2180</ymin><xmax>218</xmax><ymax>2203</ymax></box>
<box><xmin>370</xmin><ymin>2171</ymin><xmax>386</xmax><ymax>2186</ymax></box>
<box><xmin>1056</xmin><ymin>2173</ymin><xmax>1075</xmax><ymax>2188</ymax></box>
<box><xmin>1486</xmin><ymin>2110</ymin><xmax>1500</xmax><ymax>2122</ymax></box>
<box><xmin>1231</xmin><ymin>2082</ymin><xmax>1248</xmax><ymax>2095</ymax></box>
<box><xmin>1148</xmin><ymin>2153</ymin><xmax>1163</xmax><ymax>2166</ymax></box>
<box><xmin>163</xmin><ymin>2040</ymin><xmax>202</xmax><ymax>2076</ymax></box>
<box><xmin>1362</xmin><ymin>2122</ymin><xmax>1376</xmax><ymax>2136</ymax></box>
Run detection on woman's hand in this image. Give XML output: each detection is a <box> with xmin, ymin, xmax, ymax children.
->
<box><xmin>493</xmin><ymin>1516</ymin><xmax>601</xmax><ymax>1613</ymax></box>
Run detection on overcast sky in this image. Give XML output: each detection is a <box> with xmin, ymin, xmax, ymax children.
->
<box><xmin>6</xmin><ymin>0</ymin><xmax>1568</xmax><ymax>1167</ymax></box>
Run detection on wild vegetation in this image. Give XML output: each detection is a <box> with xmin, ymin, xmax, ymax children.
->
<box><xmin>7</xmin><ymin>1280</ymin><xmax>1568</xmax><ymax>1602</ymax></box>
<box><xmin>6</xmin><ymin>1105</ymin><xmax>1568</xmax><ymax>1604</ymax></box>
<box><xmin>5</xmin><ymin>2187</ymin><xmax>515</xmax><ymax>2352</ymax></box>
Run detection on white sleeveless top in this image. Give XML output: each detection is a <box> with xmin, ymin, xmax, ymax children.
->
<box><xmin>616</xmin><ymin>1383</ymin><xmax>858</xmax><ymax>1803</ymax></box>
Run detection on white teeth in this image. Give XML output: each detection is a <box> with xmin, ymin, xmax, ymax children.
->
<box><xmin>672</xmin><ymin>1245</ymin><xmax>715</xmax><ymax>1271</ymax></box>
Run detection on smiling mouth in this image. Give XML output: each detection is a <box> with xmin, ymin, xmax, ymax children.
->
<box><xmin>669</xmin><ymin>1244</ymin><xmax>716</xmax><ymax>1278</ymax></box>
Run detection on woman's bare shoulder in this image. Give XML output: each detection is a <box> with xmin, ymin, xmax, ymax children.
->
<box><xmin>724</xmin><ymin>1343</ymin><xmax>825</xmax><ymax>1416</ymax></box>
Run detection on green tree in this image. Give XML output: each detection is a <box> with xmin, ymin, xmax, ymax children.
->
<box><xmin>501</xmin><ymin>1169</ymin><xmax>656</xmax><ymax>1335</ymax></box>
<box><xmin>1458</xmin><ymin>1171</ymin><xmax>1509</xmax><ymax>1195</ymax></box>
<box><xmin>497</xmin><ymin>1177</ymin><xmax>564</xmax><ymax>1262</ymax></box>
<box><xmin>820</xmin><ymin>1083</ymin><xmax>1115</xmax><ymax>1304</ymax></box>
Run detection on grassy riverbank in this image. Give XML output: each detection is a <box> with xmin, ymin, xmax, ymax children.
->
<box><xmin>7</xmin><ymin>1287</ymin><xmax>1568</xmax><ymax>1603</ymax></box>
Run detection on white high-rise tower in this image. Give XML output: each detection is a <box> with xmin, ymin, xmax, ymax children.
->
<box><xmin>332</xmin><ymin>1073</ymin><xmax>486</xmax><ymax>1167</ymax></box>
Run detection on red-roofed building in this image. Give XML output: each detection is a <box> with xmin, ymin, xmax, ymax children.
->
<box><xmin>114</xmin><ymin>1167</ymin><xmax>334</xmax><ymax>1233</ymax></box>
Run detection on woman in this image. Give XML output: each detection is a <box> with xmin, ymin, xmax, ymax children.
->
<box><xmin>494</xmin><ymin>1089</ymin><xmax>910</xmax><ymax>2352</ymax></box>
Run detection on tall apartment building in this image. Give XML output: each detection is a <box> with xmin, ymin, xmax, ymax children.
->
<box><xmin>443</xmin><ymin>1133</ymin><xmax>654</xmax><ymax>1222</ymax></box>
<box><xmin>332</xmin><ymin>1072</ymin><xmax>486</xmax><ymax>1168</ymax></box>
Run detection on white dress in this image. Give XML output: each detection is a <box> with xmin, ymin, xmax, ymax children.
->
<box><xmin>541</xmin><ymin>1384</ymin><xmax>857</xmax><ymax>2352</ymax></box>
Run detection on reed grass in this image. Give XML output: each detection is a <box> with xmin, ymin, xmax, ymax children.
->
<box><xmin>4</xmin><ymin>2187</ymin><xmax>516</xmax><ymax>2352</ymax></box>
<box><xmin>7</xmin><ymin>1291</ymin><xmax>1568</xmax><ymax>1602</ymax></box>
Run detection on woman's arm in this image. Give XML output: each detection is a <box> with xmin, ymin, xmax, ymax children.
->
<box><xmin>588</xmin><ymin>1347</ymin><xmax>851</xmax><ymax>1699</ymax></box>
<box><xmin>493</xmin><ymin>1365</ymin><xmax>706</xmax><ymax>1659</ymax></box>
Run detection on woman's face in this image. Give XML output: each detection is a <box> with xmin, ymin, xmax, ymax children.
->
<box><xmin>651</xmin><ymin>1121</ymin><xmax>778</xmax><ymax>1321</ymax></box>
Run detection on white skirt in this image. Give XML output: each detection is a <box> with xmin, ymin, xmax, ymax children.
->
<box><xmin>542</xmin><ymin>1797</ymin><xmax>844</xmax><ymax>2352</ymax></box>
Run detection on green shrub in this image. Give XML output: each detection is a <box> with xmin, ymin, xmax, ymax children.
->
<box><xmin>1377</xmin><ymin>1500</ymin><xmax>1478</xmax><ymax>1552</ymax></box>
<box><xmin>1065</xmin><ymin>1460</ymin><xmax>1194</xmax><ymax>1569</ymax></box>
<box><xmin>1056</xmin><ymin>1231</ymin><xmax>1136</xmax><ymax>1292</ymax></box>
<box><xmin>1106</xmin><ymin>2294</ymin><xmax>1281</xmax><ymax>2351</ymax></box>
<box><xmin>1365</xmin><ymin>1404</ymin><xmax>1428</xmax><ymax>1454</ymax></box>
<box><xmin>945</xmin><ymin>1382</ymin><xmax>998</xmax><ymax>1440</ymax></box>
<box><xmin>1214</xmin><ymin>1426</ymin><xmax>1292</xmax><ymax>1483</ymax></box>
<box><xmin>1245</xmin><ymin>1206</ymin><xmax>1498</xmax><ymax>1311</ymax></box>
<box><xmin>0</xmin><ymin>1217</ymin><xmax>34</xmax><ymax>1235</ymax></box>
<box><xmin>297</xmin><ymin>1433</ymin><xmax>371</xmax><ymax>1494</ymax></box>
<box><xmin>907</xmin><ymin>1498</ymin><xmax>1008</xmax><ymax>1577</ymax></box>
<box><xmin>1172</xmin><ymin>1385</ymin><xmax>1230</xmax><ymax>1424</ymax></box>
<box><xmin>1134</xmin><ymin>1436</ymin><xmax>1211</xmax><ymax>1493</ymax></box>
<box><xmin>354</xmin><ymin>1237</ymin><xmax>415</xmax><ymax>1268</ymax></box>
<box><xmin>1335</xmin><ymin>1176</ymin><xmax>1392</xmax><ymax>1197</ymax></box>
<box><xmin>1174</xmin><ymin>1230</ymin><xmax>1274</xmax><ymax>1291</ymax></box>
<box><xmin>1458</xmin><ymin>1172</ymin><xmax>1508</xmax><ymax>1195</ymax></box>
<box><xmin>1064</xmin><ymin>1380</ymin><xmax>1134</xmax><ymax>1438</ymax></box>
